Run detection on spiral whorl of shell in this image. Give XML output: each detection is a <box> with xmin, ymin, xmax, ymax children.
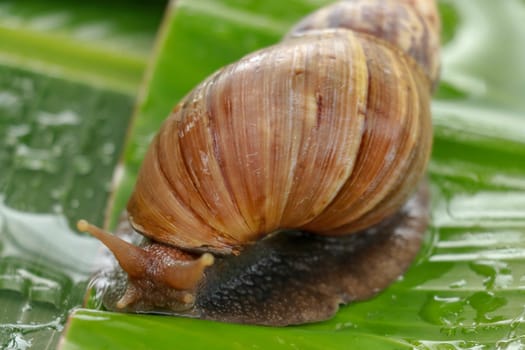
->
<box><xmin>127</xmin><ymin>0</ymin><xmax>439</xmax><ymax>253</ymax></box>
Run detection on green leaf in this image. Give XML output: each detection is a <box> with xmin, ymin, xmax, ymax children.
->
<box><xmin>0</xmin><ymin>1</ymin><xmax>165</xmax><ymax>348</ymax></box>
<box><xmin>23</xmin><ymin>0</ymin><xmax>525</xmax><ymax>348</ymax></box>
<box><xmin>0</xmin><ymin>0</ymin><xmax>162</xmax><ymax>93</ymax></box>
<box><xmin>63</xmin><ymin>310</ymin><xmax>417</xmax><ymax>350</ymax></box>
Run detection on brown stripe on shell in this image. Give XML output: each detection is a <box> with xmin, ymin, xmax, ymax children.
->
<box><xmin>127</xmin><ymin>30</ymin><xmax>374</xmax><ymax>249</ymax></box>
<box><xmin>280</xmin><ymin>31</ymin><xmax>368</xmax><ymax>227</ymax></box>
<box><xmin>174</xmin><ymin>82</ymin><xmax>249</xmax><ymax>242</ymax></box>
<box><xmin>302</xmin><ymin>33</ymin><xmax>427</xmax><ymax>233</ymax></box>
<box><xmin>205</xmin><ymin>72</ymin><xmax>255</xmax><ymax>240</ymax></box>
<box><xmin>341</xmin><ymin>54</ymin><xmax>432</xmax><ymax>233</ymax></box>
<box><xmin>127</xmin><ymin>134</ymin><xmax>233</xmax><ymax>252</ymax></box>
<box><xmin>209</xmin><ymin>31</ymin><xmax>368</xmax><ymax>236</ymax></box>
<box><xmin>317</xmin><ymin>35</ymin><xmax>432</xmax><ymax>235</ymax></box>
<box><xmin>335</xmin><ymin>35</ymin><xmax>424</xmax><ymax>231</ymax></box>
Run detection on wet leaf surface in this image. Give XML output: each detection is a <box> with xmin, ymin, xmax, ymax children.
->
<box><xmin>64</xmin><ymin>0</ymin><xmax>525</xmax><ymax>348</ymax></box>
<box><xmin>2</xmin><ymin>0</ymin><xmax>525</xmax><ymax>348</ymax></box>
<box><xmin>0</xmin><ymin>1</ymin><xmax>165</xmax><ymax>348</ymax></box>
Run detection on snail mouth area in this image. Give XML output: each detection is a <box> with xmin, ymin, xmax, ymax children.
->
<box><xmin>91</xmin><ymin>181</ymin><xmax>429</xmax><ymax>326</ymax></box>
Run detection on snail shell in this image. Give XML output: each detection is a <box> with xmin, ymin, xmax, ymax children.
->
<box><xmin>79</xmin><ymin>0</ymin><xmax>440</xmax><ymax>325</ymax></box>
<box><xmin>127</xmin><ymin>28</ymin><xmax>432</xmax><ymax>254</ymax></box>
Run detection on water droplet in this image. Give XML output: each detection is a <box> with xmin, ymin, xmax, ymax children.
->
<box><xmin>21</xmin><ymin>302</ymin><xmax>32</xmax><ymax>312</ymax></box>
<box><xmin>73</xmin><ymin>22</ymin><xmax>112</xmax><ymax>40</ymax></box>
<box><xmin>84</xmin><ymin>188</ymin><xmax>94</xmax><ymax>199</ymax></box>
<box><xmin>496</xmin><ymin>339</ymin><xmax>525</xmax><ymax>350</ymax></box>
<box><xmin>51</xmin><ymin>145</ymin><xmax>63</xmax><ymax>157</ymax></box>
<box><xmin>5</xmin><ymin>124</ymin><xmax>31</xmax><ymax>146</ymax></box>
<box><xmin>14</xmin><ymin>77</ymin><xmax>35</xmax><ymax>98</ymax></box>
<box><xmin>14</xmin><ymin>144</ymin><xmax>59</xmax><ymax>174</ymax></box>
<box><xmin>29</xmin><ymin>12</ymin><xmax>70</xmax><ymax>31</ymax></box>
<box><xmin>449</xmin><ymin>279</ymin><xmax>467</xmax><ymax>289</ymax></box>
<box><xmin>52</xmin><ymin>204</ymin><xmax>63</xmax><ymax>214</ymax></box>
<box><xmin>0</xmin><ymin>199</ymin><xmax>102</xmax><ymax>282</ymax></box>
<box><xmin>73</xmin><ymin>156</ymin><xmax>92</xmax><ymax>175</ymax></box>
<box><xmin>0</xmin><ymin>90</ymin><xmax>21</xmax><ymax>110</ymax></box>
<box><xmin>36</xmin><ymin>110</ymin><xmax>80</xmax><ymax>126</ymax></box>
<box><xmin>70</xmin><ymin>199</ymin><xmax>80</xmax><ymax>209</ymax></box>
<box><xmin>4</xmin><ymin>332</ymin><xmax>33</xmax><ymax>350</ymax></box>
<box><xmin>98</xmin><ymin>142</ymin><xmax>116</xmax><ymax>165</ymax></box>
<box><xmin>467</xmin><ymin>291</ymin><xmax>507</xmax><ymax>323</ymax></box>
<box><xmin>101</xmin><ymin>142</ymin><xmax>115</xmax><ymax>155</ymax></box>
<box><xmin>469</xmin><ymin>260</ymin><xmax>513</xmax><ymax>289</ymax></box>
<box><xmin>104</xmin><ymin>181</ymin><xmax>113</xmax><ymax>192</ymax></box>
<box><xmin>50</xmin><ymin>188</ymin><xmax>64</xmax><ymax>200</ymax></box>
<box><xmin>419</xmin><ymin>294</ymin><xmax>466</xmax><ymax>327</ymax></box>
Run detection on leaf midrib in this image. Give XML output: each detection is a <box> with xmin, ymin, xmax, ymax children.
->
<box><xmin>0</xmin><ymin>24</ymin><xmax>148</xmax><ymax>94</ymax></box>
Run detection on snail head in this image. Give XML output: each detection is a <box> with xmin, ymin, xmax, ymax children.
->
<box><xmin>77</xmin><ymin>219</ymin><xmax>214</xmax><ymax>309</ymax></box>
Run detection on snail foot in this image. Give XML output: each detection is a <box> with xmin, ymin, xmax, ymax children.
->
<box><xmin>93</xmin><ymin>182</ymin><xmax>430</xmax><ymax>324</ymax></box>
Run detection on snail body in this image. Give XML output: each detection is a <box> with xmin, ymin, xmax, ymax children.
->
<box><xmin>79</xmin><ymin>0</ymin><xmax>440</xmax><ymax>325</ymax></box>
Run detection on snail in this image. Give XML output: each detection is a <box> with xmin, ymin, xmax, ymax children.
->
<box><xmin>78</xmin><ymin>0</ymin><xmax>440</xmax><ymax>326</ymax></box>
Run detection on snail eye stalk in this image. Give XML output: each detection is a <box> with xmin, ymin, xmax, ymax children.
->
<box><xmin>77</xmin><ymin>219</ymin><xmax>214</xmax><ymax>292</ymax></box>
<box><xmin>77</xmin><ymin>220</ymin><xmax>147</xmax><ymax>278</ymax></box>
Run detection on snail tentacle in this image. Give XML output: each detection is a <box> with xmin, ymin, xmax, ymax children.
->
<box><xmin>159</xmin><ymin>252</ymin><xmax>215</xmax><ymax>290</ymax></box>
<box><xmin>77</xmin><ymin>220</ymin><xmax>148</xmax><ymax>278</ymax></box>
<box><xmin>77</xmin><ymin>220</ymin><xmax>214</xmax><ymax>294</ymax></box>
